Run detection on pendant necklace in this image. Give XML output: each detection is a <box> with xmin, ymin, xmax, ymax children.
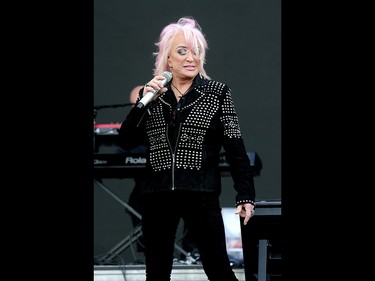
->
<box><xmin>172</xmin><ymin>83</ymin><xmax>190</xmax><ymax>98</ymax></box>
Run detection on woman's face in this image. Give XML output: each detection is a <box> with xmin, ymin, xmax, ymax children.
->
<box><xmin>168</xmin><ymin>32</ymin><xmax>200</xmax><ymax>80</ymax></box>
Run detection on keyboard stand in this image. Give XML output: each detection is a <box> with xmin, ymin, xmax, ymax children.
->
<box><xmin>94</xmin><ymin>179</ymin><xmax>189</xmax><ymax>263</ymax></box>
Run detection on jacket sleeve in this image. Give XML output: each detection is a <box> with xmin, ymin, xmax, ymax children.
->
<box><xmin>220</xmin><ymin>87</ymin><xmax>256</xmax><ymax>206</ymax></box>
<box><xmin>118</xmin><ymin>105</ymin><xmax>149</xmax><ymax>151</ymax></box>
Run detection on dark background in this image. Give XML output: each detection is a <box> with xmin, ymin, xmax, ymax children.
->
<box><xmin>94</xmin><ymin>0</ymin><xmax>281</xmax><ymax>263</ymax></box>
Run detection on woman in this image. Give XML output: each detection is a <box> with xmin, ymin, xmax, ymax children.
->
<box><xmin>119</xmin><ymin>16</ymin><xmax>256</xmax><ymax>281</ymax></box>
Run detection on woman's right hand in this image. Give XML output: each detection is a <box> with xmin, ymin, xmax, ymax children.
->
<box><xmin>143</xmin><ymin>75</ymin><xmax>169</xmax><ymax>99</ymax></box>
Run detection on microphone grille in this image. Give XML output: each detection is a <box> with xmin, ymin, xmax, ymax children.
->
<box><xmin>162</xmin><ymin>71</ymin><xmax>173</xmax><ymax>82</ymax></box>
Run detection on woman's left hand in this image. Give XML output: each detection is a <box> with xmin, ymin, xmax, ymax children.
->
<box><xmin>235</xmin><ymin>203</ymin><xmax>255</xmax><ymax>225</ymax></box>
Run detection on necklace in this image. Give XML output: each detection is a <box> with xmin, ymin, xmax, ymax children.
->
<box><xmin>172</xmin><ymin>83</ymin><xmax>190</xmax><ymax>98</ymax></box>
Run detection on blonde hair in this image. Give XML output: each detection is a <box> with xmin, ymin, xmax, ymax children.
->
<box><xmin>153</xmin><ymin>17</ymin><xmax>210</xmax><ymax>79</ymax></box>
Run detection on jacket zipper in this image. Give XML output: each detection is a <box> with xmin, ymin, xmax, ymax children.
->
<box><xmin>166</xmin><ymin>123</ymin><xmax>182</xmax><ymax>190</ymax></box>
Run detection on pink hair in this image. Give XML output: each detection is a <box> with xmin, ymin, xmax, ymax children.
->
<box><xmin>153</xmin><ymin>17</ymin><xmax>210</xmax><ymax>80</ymax></box>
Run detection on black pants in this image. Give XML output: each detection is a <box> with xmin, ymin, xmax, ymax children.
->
<box><xmin>127</xmin><ymin>179</ymin><xmax>198</xmax><ymax>254</ymax></box>
<box><xmin>141</xmin><ymin>190</ymin><xmax>239</xmax><ymax>281</ymax></box>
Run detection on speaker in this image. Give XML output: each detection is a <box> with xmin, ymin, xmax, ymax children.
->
<box><xmin>240</xmin><ymin>200</ymin><xmax>282</xmax><ymax>281</ymax></box>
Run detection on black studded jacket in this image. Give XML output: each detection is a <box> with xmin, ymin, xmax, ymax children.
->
<box><xmin>118</xmin><ymin>74</ymin><xmax>255</xmax><ymax>206</ymax></box>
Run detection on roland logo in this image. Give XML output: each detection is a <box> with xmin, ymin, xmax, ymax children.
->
<box><xmin>125</xmin><ymin>156</ymin><xmax>147</xmax><ymax>164</ymax></box>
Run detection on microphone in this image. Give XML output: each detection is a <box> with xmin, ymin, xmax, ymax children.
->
<box><xmin>137</xmin><ymin>71</ymin><xmax>172</xmax><ymax>108</ymax></box>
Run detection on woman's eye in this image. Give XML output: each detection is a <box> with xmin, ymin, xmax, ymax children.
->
<box><xmin>177</xmin><ymin>49</ymin><xmax>187</xmax><ymax>55</ymax></box>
